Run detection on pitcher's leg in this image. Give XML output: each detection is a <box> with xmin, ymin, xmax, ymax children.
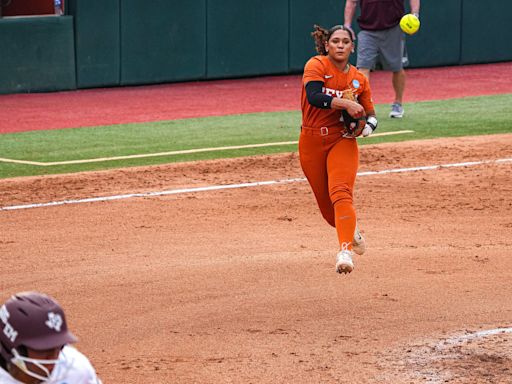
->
<box><xmin>333</xmin><ymin>194</ymin><xmax>357</xmax><ymax>250</ymax></box>
<box><xmin>299</xmin><ymin>133</ymin><xmax>335</xmax><ymax>227</ymax></box>
<box><xmin>326</xmin><ymin>138</ymin><xmax>359</xmax><ymax>250</ymax></box>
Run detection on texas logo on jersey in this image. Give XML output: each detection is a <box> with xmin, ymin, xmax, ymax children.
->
<box><xmin>322</xmin><ymin>86</ymin><xmax>359</xmax><ymax>101</ymax></box>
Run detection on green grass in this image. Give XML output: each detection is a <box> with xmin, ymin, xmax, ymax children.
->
<box><xmin>0</xmin><ymin>94</ymin><xmax>511</xmax><ymax>178</ymax></box>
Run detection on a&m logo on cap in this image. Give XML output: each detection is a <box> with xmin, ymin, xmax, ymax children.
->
<box><xmin>45</xmin><ymin>312</ymin><xmax>63</xmax><ymax>332</ymax></box>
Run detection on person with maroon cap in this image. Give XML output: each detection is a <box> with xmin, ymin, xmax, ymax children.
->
<box><xmin>0</xmin><ymin>292</ymin><xmax>101</xmax><ymax>384</ymax></box>
<box><xmin>343</xmin><ymin>0</ymin><xmax>420</xmax><ymax>118</ymax></box>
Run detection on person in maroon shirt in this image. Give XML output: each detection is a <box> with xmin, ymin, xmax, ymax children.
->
<box><xmin>343</xmin><ymin>0</ymin><xmax>420</xmax><ymax>118</ymax></box>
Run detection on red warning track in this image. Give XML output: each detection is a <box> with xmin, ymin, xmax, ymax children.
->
<box><xmin>1</xmin><ymin>62</ymin><xmax>511</xmax><ymax>134</ymax></box>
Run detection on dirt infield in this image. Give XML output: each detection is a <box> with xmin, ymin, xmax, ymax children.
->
<box><xmin>1</xmin><ymin>61</ymin><xmax>512</xmax><ymax>382</ymax></box>
<box><xmin>1</xmin><ymin>134</ymin><xmax>511</xmax><ymax>383</ymax></box>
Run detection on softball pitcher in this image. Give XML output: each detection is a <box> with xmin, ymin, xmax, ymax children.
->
<box><xmin>300</xmin><ymin>25</ymin><xmax>378</xmax><ymax>274</ymax></box>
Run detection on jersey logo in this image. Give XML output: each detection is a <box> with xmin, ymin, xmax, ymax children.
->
<box><xmin>324</xmin><ymin>75</ymin><xmax>333</xmax><ymax>79</ymax></box>
<box><xmin>46</xmin><ymin>312</ymin><xmax>63</xmax><ymax>332</ymax></box>
<box><xmin>322</xmin><ymin>86</ymin><xmax>358</xmax><ymax>100</ymax></box>
<box><xmin>352</xmin><ymin>79</ymin><xmax>360</xmax><ymax>89</ymax></box>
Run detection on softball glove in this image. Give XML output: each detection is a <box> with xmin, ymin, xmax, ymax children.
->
<box><xmin>341</xmin><ymin>110</ymin><xmax>366</xmax><ymax>137</ymax></box>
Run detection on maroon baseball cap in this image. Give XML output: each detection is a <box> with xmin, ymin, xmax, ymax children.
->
<box><xmin>0</xmin><ymin>292</ymin><xmax>77</xmax><ymax>361</ymax></box>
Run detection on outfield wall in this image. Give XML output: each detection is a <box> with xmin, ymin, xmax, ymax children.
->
<box><xmin>0</xmin><ymin>16</ymin><xmax>76</xmax><ymax>93</ymax></box>
<box><xmin>0</xmin><ymin>0</ymin><xmax>511</xmax><ymax>94</ymax></box>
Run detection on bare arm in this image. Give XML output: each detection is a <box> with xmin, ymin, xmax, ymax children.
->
<box><xmin>410</xmin><ymin>0</ymin><xmax>420</xmax><ymax>16</ymax></box>
<box><xmin>331</xmin><ymin>97</ymin><xmax>365</xmax><ymax>118</ymax></box>
<box><xmin>344</xmin><ymin>0</ymin><xmax>358</xmax><ymax>27</ymax></box>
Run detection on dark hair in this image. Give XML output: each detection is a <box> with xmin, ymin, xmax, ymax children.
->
<box><xmin>311</xmin><ymin>25</ymin><xmax>354</xmax><ymax>55</ymax></box>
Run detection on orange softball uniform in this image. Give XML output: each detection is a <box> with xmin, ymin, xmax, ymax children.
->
<box><xmin>299</xmin><ymin>55</ymin><xmax>375</xmax><ymax>251</ymax></box>
<box><xmin>301</xmin><ymin>55</ymin><xmax>374</xmax><ymax>128</ymax></box>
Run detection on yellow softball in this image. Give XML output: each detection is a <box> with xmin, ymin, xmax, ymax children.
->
<box><xmin>400</xmin><ymin>14</ymin><xmax>420</xmax><ymax>35</ymax></box>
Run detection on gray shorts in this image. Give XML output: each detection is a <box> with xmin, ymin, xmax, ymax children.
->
<box><xmin>356</xmin><ymin>24</ymin><xmax>407</xmax><ymax>72</ymax></box>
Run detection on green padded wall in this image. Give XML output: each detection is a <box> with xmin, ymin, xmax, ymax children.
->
<box><xmin>0</xmin><ymin>16</ymin><xmax>75</xmax><ymax>94</ymax></box>
<box><xmin>206</xmin><ymin>0</ymin><xmax>288</xmax><ymax>79</ymax></box>
<box><xmin>67</xmin><ymin>0</ymin><xmax>120</xmax><ymax>88</ymax></box>
<box><xmin>289</xmin><ymin>0</ymin><xmax>346</xmax><ymax>72</ymax></box>
<box><xmin>120</xmin><ymin>0</ymin><xmax>206</xmax><ymax>85</ymax></box>
<box><xmin>406</xmin><ymin>0</ymin><xmax>462</xmax><ymax>67</ymax></box>
<box><xmin>1</xmin><ymin>1</ymin><xmax>511</xmax><ymax>94</ymax></box>
<box><xmin>460</xmin><ymin>0</ymin><xmax>512</xmax><ymax>64</ymax></box>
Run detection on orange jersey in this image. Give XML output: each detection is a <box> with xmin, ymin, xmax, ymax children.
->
<box><xmin>301</xmin><ymin>55</ymin><xmax>374</xmax><ymax>128</ymax></box>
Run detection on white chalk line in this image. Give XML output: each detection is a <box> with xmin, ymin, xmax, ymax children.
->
<box><xmin>0</xmin><ymin>130</ymin><xmax>414</xmax><ymax>166</ymax></box>
<box><xmin>437</xmin><ymin>327</ymin><xmax>512</xmax><ymax>350</ymax></box>
<box><xmin>1</xmin><ymin>157</ymin><xmax>511</xmax><ymax>212</ymax></box>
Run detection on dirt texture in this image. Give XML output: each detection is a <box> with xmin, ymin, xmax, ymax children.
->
<box><xmin>1</xmin><ymin>134</ymin><xmax>511</xmax><ymax>383</ymax></box>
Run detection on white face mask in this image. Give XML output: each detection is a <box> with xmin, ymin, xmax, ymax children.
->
<box><xmin>10</xmin><ymin>347</ymin><xmax>66</xmax><ymax>383</ymax></box>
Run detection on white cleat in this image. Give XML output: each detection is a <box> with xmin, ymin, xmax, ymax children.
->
<box><xmin>352</xmin><ymin>228</ymin><xmax>366</xmax><ymax>256</ymax></box>
<box><xmin>335</xmin><ymin>250</ymin><xmax>354</xmax><ymax>274</ymax></box>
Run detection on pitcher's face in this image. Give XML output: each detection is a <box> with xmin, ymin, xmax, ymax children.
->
<box><xmin>325</xmin><ymin>29</ymin><xmax>354</xmax><ymax>63</ymax></box>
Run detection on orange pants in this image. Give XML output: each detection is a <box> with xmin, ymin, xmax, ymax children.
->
<box><xmin>299</xmin><ymin>126</ymin><xmax>359</xmax><ymax>250</ymax></box>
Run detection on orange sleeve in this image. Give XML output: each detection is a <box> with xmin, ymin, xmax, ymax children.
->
<box><xmin>303</xmin><ymin>56</ymin><xmax>326</xmax><ymax>85</ymax></box>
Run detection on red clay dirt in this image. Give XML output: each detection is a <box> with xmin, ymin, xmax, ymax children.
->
<box><xmin>1</xmin><ymin>62</ymin><xmax>512</xmax><ymax>133</ymax></box>
<box><xmin>0</xmin><ymin>63</ymin><xmax>512</xmax><ymax>383</ymax></box>
<box><xmin>1</xmin><ymin>134</ymin><xmax>511</xmax><ymax>383</ymax></box>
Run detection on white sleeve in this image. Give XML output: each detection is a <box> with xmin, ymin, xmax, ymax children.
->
<box><xmin>53</xmin><ymin>346</ymin><xmax>102</xmax><ymax>384</ymax></box>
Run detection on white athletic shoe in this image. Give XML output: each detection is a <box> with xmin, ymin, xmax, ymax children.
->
<box><xmin>335</xmin><ymin>250</ymin><xmax>354</xmax><ymax>274</ymax></box>
<box><xmin>389</xmin><ymin>102</ymin><xmax>404</xmax><ymax>118</ymax></box>
<box><xmin>352</xmin><ymin>228</ymin><xmax>366</xmax><ymax>256</ymax></box>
